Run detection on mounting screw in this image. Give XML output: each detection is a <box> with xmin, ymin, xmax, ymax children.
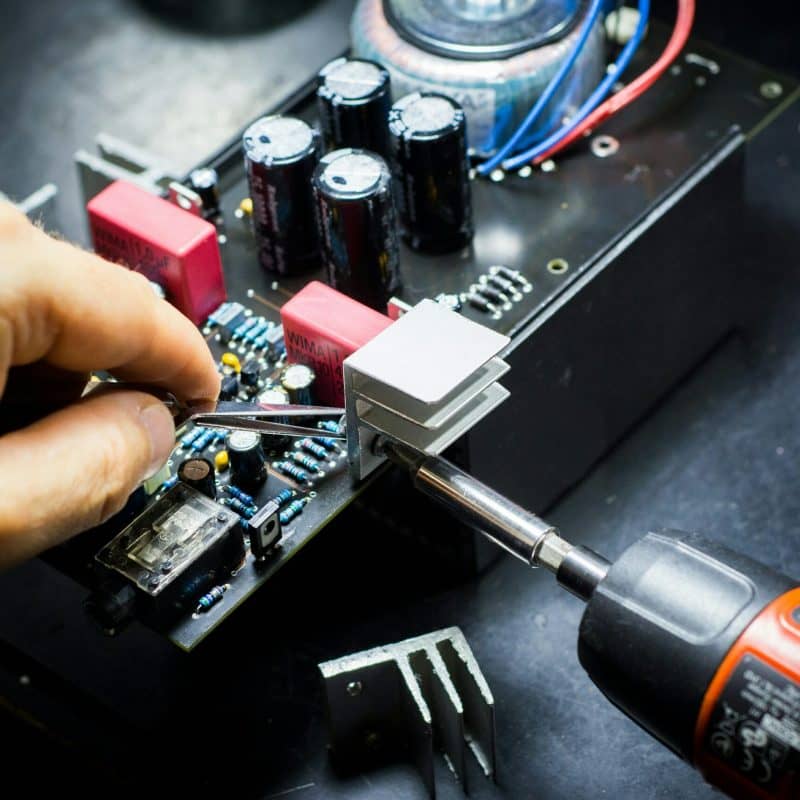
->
<box><xmin>346</xmin><ymin>680</ymin><xmax>363</xmax><ymax>697</ymax></box>
<box><xmin>760</xmin><ymin>81</ymin><xmax>783</xmax><ymax>100</ymax></box>
<box><xmin>217</xmin><ymin>513</ymin><xmax>227</xmax><ymax>522</ymax></box>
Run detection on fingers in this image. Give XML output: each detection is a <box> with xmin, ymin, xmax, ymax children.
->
<box><xmin>0</xmin><ymin>363</ymin><xmax>88</xmax><ymax>434</ymax></box>
<box><xmin>0</xmin><ymin>203</ymin><xmax>220</xmax><ymax>401</ymax></box>
<box><xmin>0</xmin><ymin>388</ymin><xmax>175</xmax><ymax>569</ymax></box>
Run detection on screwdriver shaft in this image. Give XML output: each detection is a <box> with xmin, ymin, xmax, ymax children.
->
<box><xmin>382</xmin><ymin>441</ymin><xmax>569</xmax><ymax>571</ymax></box>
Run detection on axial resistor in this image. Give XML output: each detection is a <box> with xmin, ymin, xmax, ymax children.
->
<box><xmin>232</xmin><ymin>317</ymin><xmax>258</xmax><ymax>340</ymax></box>
<box><xmin>318</xmin><ymin>420</ymin><xmax>341</xmax><ymax>434</ymax></box>
<box><xmin>299</xmin><ymin>439</ymin><xmax>329</xmax><ymax>460</ymax></box>
<box><xmin>223</xmin><ymin>497</ymin><xmax>257</xmax><ymax>518</ymax></box>
<box><xmin>271</xmin><ymin>488</ymin><xmax>295</xmax><ymax>506</ymax></box>
<box><xmin>275</xmin><ymin>461</ymin><xmax>311</xmax><ymax>483</ymax></box>
<box><xmin>180</xmin><ymin>427</ymin><xmax>204</xmax><ymax>448</ymax></box>
<box><xmin>289</xmin><ymin>452</ymin><xmax>322</xmax><ymax>473</ymax></box>
<box><xmin>195</xmin><ymin>584</ymin><xmax>229</xmax><ymax>614</ymax></box>
<box><xmin>279</xmin><ymin>498</ymin><xmax>307</xmax><ymax>525</ymax></box>
<box><xmin>225</xmin><ymin>484</ymin><xmax>254</xmax><ymax>506</ymax></box>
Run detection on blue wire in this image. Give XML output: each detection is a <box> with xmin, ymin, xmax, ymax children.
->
<box><xmin>502</xmin><ymin>0</ymin><xmax>650</xmax><ymax>171</ymax></box>
<box><xmin>478</xmin><ymin>0</ymin><xmax>605</xmax><ymax>176</ymax></box>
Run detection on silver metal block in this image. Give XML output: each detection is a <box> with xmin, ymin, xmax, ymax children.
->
<box><xmin>344</xmin><ymin>299</ymin><xmax>510</xmax><ymax>482</ymax></box>
<box><xmin>74</xmin><ymin>132</ymin><xmax>182</xmax><ymax>206</ymax></box>
<box><xmin>1</xmin><ymin>183</ymin><xmax>59</xmax><ymax>227</ymax></box>
<box><xmin>318</xmin><ymin>626</ymin><xmax>496</xmax><ymax>798</ymax></box>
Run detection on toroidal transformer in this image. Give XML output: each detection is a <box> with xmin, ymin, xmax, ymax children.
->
<box><xmin>351</xmin><ymin>0</ymin><xmax>608</xmax><ymax>157</ymax></box>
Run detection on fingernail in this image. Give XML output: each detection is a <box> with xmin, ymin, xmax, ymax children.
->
<box><xmin>140</xmin><ymin>402</ymin><xmax>175</xmax><ymax>479</ymax></box>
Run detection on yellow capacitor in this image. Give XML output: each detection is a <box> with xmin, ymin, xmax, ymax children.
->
<box><xmin>239</xmin><ymin>197</ymin><xmax>253</xmax><ymax>216</ymax></box>
<box><xmin>214</xmin><ymin>450</ymin><xmax>230</xmax><ymax>472</ymax></box>
<box><xmin>221</xmin><ymin>352</ymin><xmax>241</xmax><ymax>373</ymax></box>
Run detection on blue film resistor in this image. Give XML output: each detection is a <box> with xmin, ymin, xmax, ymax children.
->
<box><xmin>232</xmin><ymin>317</ymin><xmax>258</xmax><ymax>340</ymax></box>
<box><xmin>225</xmin><ymin>484</ymin><xmax>254</xmax><ymax>506</ymax></box>
<box><xmin>192</xmin><ymin>429</ymin><xmax>216</xmax><ymax>452</ymax></box>
<box><xmin>275</xmin><ymin>461</ymin><xmax>311</xmax><ymax>483</ymax></box>
<box><xmin>160</xmin><ymin>474</ymin><xmax>179</xmax><ymax>492</ymax></box>
<box><xmin>180</xmin><ymin>427</ymin><xmax>204</xmax><ymax>448</ymax></box>
<box><xmin>252</xmin><ymin>333</ymin><xmax>269</xmax><ymax>350</ymax></box>
<box><xmin>195</xmin><ymin>584</ymin><xmax>229</xmax><ymax>614</ymax></box>
<box><xmin>298</xmin><ymin>439</ymin><xmax>328</xmax><ymax>460</ymax></box>
<box><xmin>279</xmin><ymin>498</ymin><xmax>307</xmax><ymax>526</ymax></box>
<box><xmin>223</xmin><ymin>497</ymin><xmax>257</xmax><ymax>518</ymax></box>
<box><xmin>289</xmin><ymin>452</ymin><xmax>322</xmax><ymax>473</ymax></box>
<box><xmin>318</xmin><ymin>420</ymin><xmax>341</xmax><ymax>434</ymax></box>
<box><xmin>271</xmin><ymin>488</ymin><xmax>295</xmax><ymax>507</ymax></box>
<box><xmin>311</xmin><ymin>436</ymin><xmax>338</xmax><ymax>452</ymax></box>
<box><xmin>243</xmin><ymin>319</ymin><xmax>269</xmax><ymax>344</ymax></box>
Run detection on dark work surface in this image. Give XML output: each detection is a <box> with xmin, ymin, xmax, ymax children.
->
<box><xmin>1</xmin><ymin>2</ymin><xmax>800</xmax><ymax>799</ymax></box>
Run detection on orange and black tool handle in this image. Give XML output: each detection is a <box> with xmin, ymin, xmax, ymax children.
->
<box><xmin>570</xmin><ymin>530</ymin><xmax>799</xmax><ymax>799</ymax></box>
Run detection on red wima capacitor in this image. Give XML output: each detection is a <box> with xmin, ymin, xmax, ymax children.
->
<box><xmin>280</xmin><ymin>281</ymin><xmax>392</xmax><ymax>406</ymax></box>
<box><xmin>87</xmin><ymin>180</ymin><xmax>226</xmax><ymax>325</ymax></box>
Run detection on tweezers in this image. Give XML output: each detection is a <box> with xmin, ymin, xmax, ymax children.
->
<box><xmin>90</xmin><ymin>381</ymin><xmax>346</xmax><ymax>439</ymax></box>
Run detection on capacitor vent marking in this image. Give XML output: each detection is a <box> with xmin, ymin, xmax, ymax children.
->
<box><xmin>320</xmin><ymin>152</ymin><xmax>383</xmax><ymax>195</ymax></box>
<box><xmin>244</xmin><ymin>117</ymin><xmax>314</xmax><ymax>163</ymax></box>
<box><xmin>317</xmin><ymin>57</ymin><xmax>392</xmax><ymax>156</ymax></box>
<box><xmin>399</xmin><ymin>94</ymin><xmax>458</xmax><ymax>134</ymax></box>
<box><xmin>322</xmin><ymin>58</ymin><xmax>386</xmax><ymax>101</ymax></box>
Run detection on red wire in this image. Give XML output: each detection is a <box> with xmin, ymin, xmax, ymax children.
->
<box><xmin>533</xmin><ymin>0</ymin><xmax>696</xmax><ymax>165</ymax></box>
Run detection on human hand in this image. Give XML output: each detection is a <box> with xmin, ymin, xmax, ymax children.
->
<box><xmin>0</xmin><ymin>202</ymin><xmax>220</xmax><ymax>568</ymax></box>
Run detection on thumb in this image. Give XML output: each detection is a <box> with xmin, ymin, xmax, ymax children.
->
<box><xmin>0</xmin><ymin>389</ymin><xmax>175</xmax><ymax>569</ymax></box>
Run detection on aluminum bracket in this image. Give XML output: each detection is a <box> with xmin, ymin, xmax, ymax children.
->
<box><xmin>344</xmin><ymin>299</ymin><xmax>510</xmax><ymax>482</ymax></box>
<box><xmin>318</xmin><ymin>626</ymin><xmax>496</xmax><ymax>798</ymax></box>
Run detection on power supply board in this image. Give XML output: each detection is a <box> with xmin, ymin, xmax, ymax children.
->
<box><xmin>58</xmin><ymin>23</ymin><xmax>797</xmax><ymax>652</ymax></box>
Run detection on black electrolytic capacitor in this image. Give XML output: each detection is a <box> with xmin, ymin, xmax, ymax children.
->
<box><xmin>243</xmin><ymin>115</ymin><xmax>322</xmax><ymax>276</ymax></box>
<box><xmin>316</xmin><ymin>57</ymin><xmax>392</xmax><ymax>156</ymax></box>
<box><xmin>388</xmin><ymin>92</ymin><xmax>474</xmax><ymax>254</ymax></box>
<box><xmin>188</xmin><ymin>167</ymin><xmax>221</xmax><ymax>217</ymax></box>
<box><xmin>226</xmin><ymin>430</ymin><xmax>267</xmax><ymax>488</ymax></box>
<box><xmin>312</xmin><ymin>148</ymin><xmax>401</xmax><ymax>311</ymax></box>
<box><xmin>177</xmin><ymin>457</ymin><xmax>217</xmax><ymax>499</ymax></box>
<box><xmin>279</xmin><ymin>363</ymin><xmax>315</xmax><ymax>406</ymax></box>
<box><xmin>258</xmin><ymin>386</ymin><xmax>291</xmax><ymax>455</ymax></box>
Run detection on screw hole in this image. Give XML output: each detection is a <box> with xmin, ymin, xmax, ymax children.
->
<box><xmin>590</xmin><ymin>135</ymin><xmax>619</xmax><ymax>158</ymax></box>
<box><xmin>547</xmin><ymin>258</ymin><xmax>569</xmax><ymax>275</ymax></box>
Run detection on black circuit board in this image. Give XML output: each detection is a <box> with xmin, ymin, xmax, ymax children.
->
<box><xmin>104</xmin><ymin>29</ymin><xmax>796</xmax><ymax>651</ymax></box>
<box><xmin>151</xmin><ymin>309</ymin><xmax>372</xmax><ymax>651</ymax></box>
